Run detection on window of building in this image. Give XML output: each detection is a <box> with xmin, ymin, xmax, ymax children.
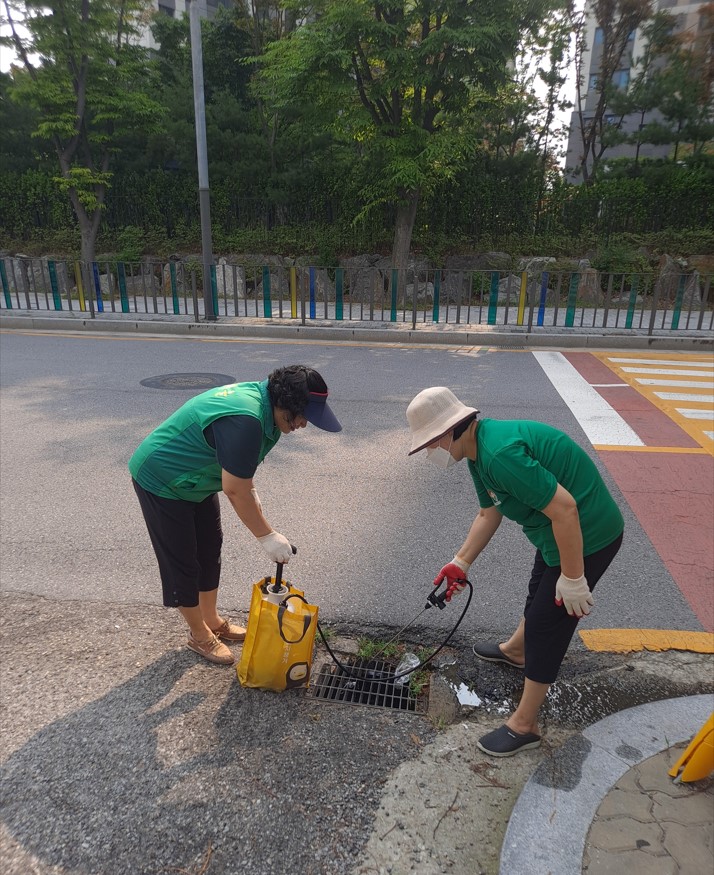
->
<box><xmin>594</xmin><ymin>27</ymin><xmax>604</xmax><ymax>46</ymax></box>
<box><xmin>158</xmin><ymin>3</ymin><xmax>175</xmax><ymax>16</ymax></box>
<box><xmin>589</xmin><ymin>73</ymin><xmax>599</xmax><ymax>90</ymax></box>
<box><xmin>612</xmin><ymin>69</ymin><xmax>630</xmax><ymax>89</ymax></box>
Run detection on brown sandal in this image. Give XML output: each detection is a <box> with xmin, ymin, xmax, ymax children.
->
<box><xmin>210</xmin><ymin>618</ymin><xmax>247</xmax><ymax>643</ymax></box>
<box><xmin>187</xmin><ymin>632</ymin><xmax>235</xmax><ymax>665</ymax></box>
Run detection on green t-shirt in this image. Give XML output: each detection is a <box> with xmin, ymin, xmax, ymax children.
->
<box><xmin>468</xmin><ymin>419</ymin><xmax>623</xmax><ymax>566</ymax></box>
<box><xmin>129</xmin><ymin>379</ymin><xmax>279</xmax><ymax>502</ymax></box>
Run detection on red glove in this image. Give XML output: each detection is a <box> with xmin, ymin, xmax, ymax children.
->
<box><xmin>434</xmin><ymin>557</ymin><xmax>471</xmax><ymax>601</ymax></box>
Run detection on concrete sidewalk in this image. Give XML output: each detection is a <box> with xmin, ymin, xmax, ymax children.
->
<box><xmin>1</xmin><ymin>593</ymin><xmax>712</xmax><ymax>875</ymax></box>
<box><xmin>1</xmin><ymin>310</ymin><xmax>713</xmax><ymax>350</ymax></box>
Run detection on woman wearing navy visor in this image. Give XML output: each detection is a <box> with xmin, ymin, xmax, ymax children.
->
<box><xmin>406</xmin><ymin>387</ymin><xmax>623</xmax><ymax>756</ymax></box>
<box><xmin>130</xmin><ymin>365</ymin><xmax>341</xmax><ymax>665</ymax></box>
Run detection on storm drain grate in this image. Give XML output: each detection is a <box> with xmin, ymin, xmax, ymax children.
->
<box><xmin>310</xmin><ymin>656</ymin><xmax>426</xmax><ymax>713</ymax></box>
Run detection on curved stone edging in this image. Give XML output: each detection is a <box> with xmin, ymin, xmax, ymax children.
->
<box><xmin>499</xmin><ymin>694</ymin><xmax>714</xmax><ymax>875</ymax></box>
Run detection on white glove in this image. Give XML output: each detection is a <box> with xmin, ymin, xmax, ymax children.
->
<box><xmin>258</xmin><ymin>531</ymin><xmax>293</xmax><ymax>564</ymax></box>
<box><xmin>452</xmin><ymin>556</ymin><xmax>471</xmax><ymax>575</ymax></box>
<box><xmin>555</xmin><ymin>573</ymin><xmax>594</xmax><ymax>617</ymax></box>
<box><xmin>251</xmin><ymin>487</ymin><xmax>262</xmax><ymax>513</ymax></box>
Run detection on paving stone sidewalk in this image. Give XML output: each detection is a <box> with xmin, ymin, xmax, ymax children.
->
<box><xmin>583</xmin><ymin>745</ymin><xmax>714</xmax><ymax>874</ymax></box>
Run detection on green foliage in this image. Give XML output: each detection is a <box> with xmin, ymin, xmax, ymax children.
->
<box><xmin>116</xmin><ymin>226</ymin><xmax>145</xmax><ymax>263</ymax></box>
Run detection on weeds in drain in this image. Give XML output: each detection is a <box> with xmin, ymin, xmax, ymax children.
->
<box><xmin>318</xmin><ymin>623</ymin><xmax>336</xmax><ymax>643</ymax></box>
<box><xmin>357</xmin><ymin>637</ymin><xmax>400</xmax><ymax>660</ymax></box>
<box><xmin>409</xmin><ymin>669</ymin><xmax>430</xmax><ymax>698</ymax></box>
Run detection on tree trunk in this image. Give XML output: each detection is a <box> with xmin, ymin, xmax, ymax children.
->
<box><xmin>391</xmin><ymin>188</ymin><xmax>420</xmax><ymax>301</ymax></box>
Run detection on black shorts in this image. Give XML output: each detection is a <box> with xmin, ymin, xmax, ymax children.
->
<box><xmin>132</xmin><ymin>480</ymin><xmax>223</xmax><ymax>608</ymax></box>
<box><xmin>523</xmin><ymin>533</ymin><xmax>623</xmax><ymax>684</ymax></box>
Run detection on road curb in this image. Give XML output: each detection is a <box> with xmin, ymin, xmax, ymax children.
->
<box><xmin>1</xmin><ymin>312</ymin><xmax>712</xmax><ymax>351</ymax></box>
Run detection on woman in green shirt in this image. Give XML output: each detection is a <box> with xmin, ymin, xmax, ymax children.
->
<box><xmin>130</xmin><ymin>365</ymin><xmax>341</xmax><ymax>666</ymax></box>
<box><xmin>407</xmin><ymin>386</ymin><xmax>624</xmax><ymax>757</ymax></box>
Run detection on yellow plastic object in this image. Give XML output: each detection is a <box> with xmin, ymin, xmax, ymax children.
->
<box><xmin>669</xmin><ymin>713</ymin><xmax>714</xmax><ymax>783</ymax></box>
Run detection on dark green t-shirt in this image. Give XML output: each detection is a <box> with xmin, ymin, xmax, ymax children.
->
<box><xmin>468</xmin><ymin>419</ymin><xmax>623</xmax><ymax>566</ymax></box>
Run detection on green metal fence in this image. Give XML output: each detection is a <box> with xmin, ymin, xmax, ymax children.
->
<box><xmin>1</xmin><ymin>257</ymin><xmax>712</xmax><ymax>335</ymax></box>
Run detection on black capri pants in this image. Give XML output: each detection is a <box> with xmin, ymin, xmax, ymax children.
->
<box><xmin>133</xmin><ymin>480</ymin><xmax>223</xmax><ymax>608</ymax></box>
<box><xmin>523</xmin><ymin>532</ymin><xmax>623</xmax><ymax>684</ymax></box>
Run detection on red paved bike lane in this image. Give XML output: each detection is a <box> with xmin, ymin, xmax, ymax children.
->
<box><xmin>563</xmin><ymin>352</ymin><xmax>713</xmax><ymax>632</ymax></box>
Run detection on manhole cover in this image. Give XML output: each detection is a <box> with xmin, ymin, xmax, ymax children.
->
<box><xmin>140</xmin><ymin>373</ymin><xmax>236</xmax><ymax>390</ymax></box>
<box><xmin>310</xmin><ymin>656</ymin><xmax>427</xmax><ymax>713</ymax></box>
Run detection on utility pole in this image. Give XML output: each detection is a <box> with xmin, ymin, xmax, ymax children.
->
<box><xmin>187</xmin><ymin>0</ymin><xmax>216</xmax><ymax>321</ymax></box>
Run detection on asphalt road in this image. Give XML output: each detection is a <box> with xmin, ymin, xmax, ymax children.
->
<box><xmin>0</xmin><ymin>329</ymin><xmax>701</xmax><ymax>640</ymax></box>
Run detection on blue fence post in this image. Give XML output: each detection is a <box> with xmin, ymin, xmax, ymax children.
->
<box><xmin>564</xmin><ymin>272</ymin><xmax>579</xmax><ymax>327</ymax></box>
<box><xmin>309</xmin><ymin>267</ymin><xmax>316</xmax><ymax>319</ymax></box>
<box><xmin>487</xmin><ymin>271</ymin><xmax>499</xmax><ymax>325</ymax></box>
<box><xmin>537</xmin><ymin>272</ymin><xmax>548</xmax><ymax>326</ymax></box>
<box><xmin>92</xmin><ymin>262</ymin><xmax>104</xmax><ymax>312</ymax></box>
<box><xmin>0</xmin><ymin>260</ymin><xmax>11</xmax><ymax>308</ymax></box>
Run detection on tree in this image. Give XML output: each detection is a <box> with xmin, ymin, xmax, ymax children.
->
<box><xmin>1</xmin><ymin>0</ymin><xmax>163</xmax><ymax>262</ymax></box>
<box><xmin>570</xmin><ymin>0</ymin><xmax>654</xmax><ymax>184</ymax></box>
<box><xmin>258</xmin><ymin>0</ymin><xmax>557</xmax><ymax>275</ymax></box>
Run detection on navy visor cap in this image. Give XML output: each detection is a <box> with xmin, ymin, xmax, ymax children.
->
<box><xmin>304</xmin><ymin>391</ymin><xmax>342</xmax><ymax>432</ymax></box>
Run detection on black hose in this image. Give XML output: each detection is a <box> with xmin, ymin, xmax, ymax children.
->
<box><xmin>316</xmin><ymin>580</ymin><xmax>473</xmax><ymax>682</ymax></box>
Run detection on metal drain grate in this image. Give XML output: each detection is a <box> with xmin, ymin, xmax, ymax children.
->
<box><xmin>310</xmin><ymin>656</ymin><xmax>426</xmax><ymax>713</ymax></box>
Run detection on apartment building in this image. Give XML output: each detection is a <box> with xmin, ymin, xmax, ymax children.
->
<box><xmin>138</xmin><ymin>0</ymin><xmax>233</xmax><ymax>49</ymax></box>
<box><xmin>564</xmin><ymin>0</ymin><xmax>710</xmax><ymax>181</ymax></box>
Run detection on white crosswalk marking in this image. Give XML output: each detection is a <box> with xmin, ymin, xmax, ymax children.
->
<box><xmin>636</xmin><ymin>378</ymin><xmax>714</xmax><ymax>387</ymax></box>
<box><xmin>622</xmin><ymin>367</ymin><xmax>714</xmax><ymax>376</ymax></box>
<box><xmin>533</xmin><ymin>352</ymin><xmax>643</xmax><ymax>446</ymax></box>
<box><xmin>655</xmin><ymin>392</ymin><xmax>714</xmax><ymax>402</ymax></box>
<box><xmin>603</xmin><ymin>353</ymin><xmax>714</xmax><ymax>450</ymax></box>
<box><xmin>677</xmin><ymin>409</ymin><xmax>714</xmax><ymax>420</ymax></box>
<box><xmin>609</xmin><ymin>357</ymin><xmax>714</xmax><ymax>368</ymax></box>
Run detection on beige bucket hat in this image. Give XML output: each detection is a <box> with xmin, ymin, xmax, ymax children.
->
<box><xmin>406</xmin><ymin>387</ymin><xmax>479</xmax><ymax>455</ymax></box>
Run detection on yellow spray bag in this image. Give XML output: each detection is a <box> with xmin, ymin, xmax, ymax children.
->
<box><xmin>237</xmin><ymin>577</ymin><xmax>319</xmax><ymax>691</ymax></box>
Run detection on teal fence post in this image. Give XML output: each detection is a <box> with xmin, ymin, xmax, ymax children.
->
<box><xmin>169</xmin><ymin>263</ymin><xmax>180</xmax><ymax>314</ymax></box>
<box><xmin>390</xmin><ymin>269</ymin><xmax>398</xmax><ymax>322</ymax></box>
<box><xmin>262</xmin><ymin>266</ymin><xmax>272</xmax><ymax>317</ymax></box>
<box><xmin>0</xmin><ymin>260</ymin><xmax>11</xmax><ymax>308</ymax></box>
<box><xmin>335</xmin><ymin>268</ymin><xmax>343</xmax><ymax>320</ymax></box>
<box><xmin>48</xmin><ymin>260</ymin><xmax>62</xmax><ymax>310</ymax></box>
<box><xmin>487</xmin><ymin>271</ymin><xmax>499</xmax><ymax>325</ymax></box>
<box><xmin>117</xmin><ymin>262</ymin><xmax>129</xmax><ymax>313</ymax></box>
<box><xmin>309</xmin><ymin>267</ymin><xmax>316</xmax><ymax>319</ymax></box>
<box><xmin>625</xmin><ymin>276</ymin><xmax>639</xmax><ymax>329</ymax></box>
<box><xmin>671</xmin><ymin>274</ymin><xmax>686</xmax><ymax>330</ymax></box>
<box><xmin>537</xmin><ymin>272</ymin><xmax>548</xmax><ymax>326</ymax></box>
<box><xmin>92</xmin><ymin>262</ymin><xmax>104</xmax><ymax>312</ymax></box>
<box><xmin>564</xmin><ymin>272</ymin><xmax>579</xmax><ymax>327</ymax></box>
<box><xmin>432</xmin><ymin>270</ymin><xmax>440</xmax><ymax>323</ymax></box>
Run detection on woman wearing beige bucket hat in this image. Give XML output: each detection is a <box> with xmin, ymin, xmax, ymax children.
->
<box><xmin>406</xmin><ymin>387</ymin><xmax>624</xmax><ymax>757</ymax></box>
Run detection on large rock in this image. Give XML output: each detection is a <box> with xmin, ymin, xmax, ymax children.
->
<box><xmin>577</xmin><ymin>268</ymin><xmax>603</xmax><ymax>305</ymax></box>
<box><xmin>653</xmin><ymin>254</ymin><xmax>700</xmax><ymax>307</ymax></box>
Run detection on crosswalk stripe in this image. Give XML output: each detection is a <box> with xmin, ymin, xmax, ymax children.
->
<box><xmin>635</xmin><ymin>378</ymin><xmax>714</xmax><ymax>388</ymax></box>
<box><xmin>621</xmin><ymin>367</ymin><xmax>714</xmax><ymax>376</ymax></box>
<box><xmin>676</xmin><ymin>408</ymin><xmax>714</xmax><ymax>420</ymax></box>
<box><xmin>655</xmin><ymin>392</ymin><xmax>714</xmax><ymax>402</ymax></box>
<box><xmin>608</xmin><ymin>357</ymin><xmax>714</xmax><ymax>368</ymax></box>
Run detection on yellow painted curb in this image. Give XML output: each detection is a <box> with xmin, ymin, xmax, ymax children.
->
<box><xmin>579</xmin><ymin>629</ymin><xmax>714</xmax><ymax>653</ymax></box>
